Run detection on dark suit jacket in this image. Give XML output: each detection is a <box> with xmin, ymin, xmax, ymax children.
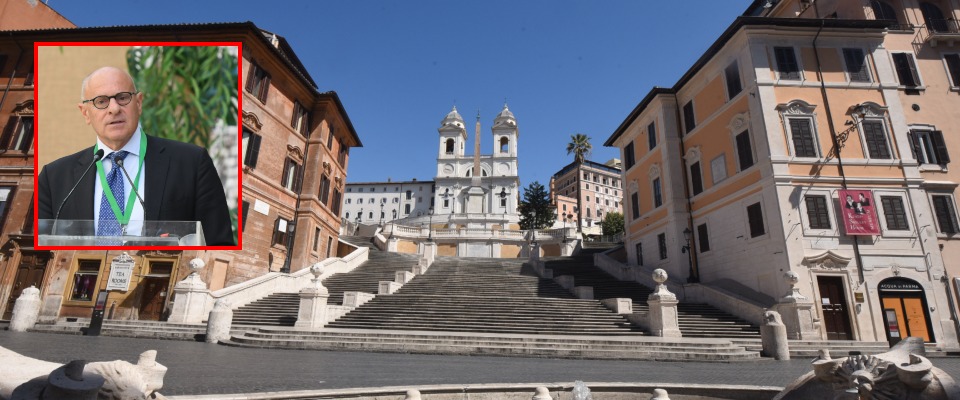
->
<box><xmin>38</xmin><ymin>135</ymin><xmax>234</xmax><ymax>246</ymax></box>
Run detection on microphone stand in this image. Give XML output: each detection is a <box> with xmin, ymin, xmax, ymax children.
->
<box><xmin>53</xmin><ymin>149</ymin><xmax>105</xmax><ymax>236</ymax></box>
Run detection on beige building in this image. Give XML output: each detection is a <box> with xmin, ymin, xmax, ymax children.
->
<box><xmin>549</xmin><ymin>158</ymin><xmax>623</xmax><ymax>234</ymax></box>
<box><xmin>606</xmin><ymin>0</ymin><xmax>960</xmax><ymax>348</ymax></box>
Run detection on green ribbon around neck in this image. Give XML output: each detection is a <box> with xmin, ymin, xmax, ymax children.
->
<box><xmin>95</xmin><ymin>131</ymin><xmax>146</xmax><ymax>226</ymax></box>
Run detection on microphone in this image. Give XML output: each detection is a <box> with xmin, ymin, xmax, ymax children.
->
<box><xmin>54</xmin><ymin>149</ymin><xmax>105</xmax><ymax>224</ymax></box>
<box><xmin>115</xmin><ymin>157</ymin><xmax>146</xmax><ymax>211</ymax></box>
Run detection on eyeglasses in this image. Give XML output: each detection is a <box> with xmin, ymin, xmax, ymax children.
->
<box><xmin>82</xmin><ymin>91</ymin><xmax>138</xmax><ymax>110</ymax></box>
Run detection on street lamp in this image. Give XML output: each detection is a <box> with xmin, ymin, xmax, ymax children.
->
<box><xmin>354</xmin><ymin>209</ymin><xmax>362</xmax><ymax>235</ymax></box>
<box><xmin>531</xmin><ymin>209</ymin><xmax>538</xmax><ymax>246</ymax></box>
<box><xmin>379</xmin><ymin>203</ymin><xmax>385</xmax><ymax>226</ymax></box>
<box><xmin>562</xmin><ymin>212</ymin><xmax>568</xmax><ymax>243</ymax></box>
<box><xmin>680</xmin><ymin>227</ymin><xmax>698</xmax><ymax>283</ymax></box>
<box><xmin>390</xmin><ymin>209</ymin><xmax>398</xmax><ymax>239</ymax></box>
<box><xmin>498</xmin><ymin>187</ymin><xmax>508</xmax><ymax>228</ymax></box>
<box><xmin>427</xmin><ymin>207</ymin><xmax>434</xmax><ymax>242</ymax></box>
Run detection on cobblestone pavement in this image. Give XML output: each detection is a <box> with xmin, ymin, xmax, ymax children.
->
<box><xmin>3</xmin><ymin>330</ymin><xmax>960</xmax><ymax>396</ymax></box>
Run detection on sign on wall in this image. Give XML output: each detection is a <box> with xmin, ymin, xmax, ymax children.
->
<box><xmin>838</xmin><ymin>189</ymin><xmax>880</xmax><ymax>235</ymax></box>
<box><xmin>105</xmin><ymin>252</ymin><xmax>135</xmax><ymax>291</ymax></box>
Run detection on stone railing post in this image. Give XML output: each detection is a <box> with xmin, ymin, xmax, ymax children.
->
<box><xmin>760</xmin><ymin>310</ymin><xmax>790</xmax><ymax>360</ymax></box>
<box><xmin>205</xmin><ymin>299</ymin><xmax>233</xmax><ymax>344</ymax></box>
<box><xmin>647</xmin><ymin>269</ymin><xmax>682</xmax><ymax>338</ymax></box>
<box><xmin>419</xmin><ymin>241</ymin><xmax>437</xmax><ymax>270</ymax></box>
<box><xmin>295</xmin><ymin>263</ymin><xmax>329</xmax><ymax>329</ymax></box>
<box><xmin>9</xmin><ymin>286</ymin><xmax>41</xmax><ymax>332</ymax></box>
<box><xmin>167</xmin><ymin>258</ymin><xmax>209</xmax><ymax>324</ymax></box>
<box><xmin>773</xmin><ymin>271</ymin><xmax>821</xmax><ymax>340</ymax></box>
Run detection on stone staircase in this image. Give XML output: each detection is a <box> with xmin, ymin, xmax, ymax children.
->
<box><xmin>542</xmin><ymin>252</ymin><xmax>761</xmax><ymax>339</ymax></box>
<box><xmin>224</xmin><ymin>327</ymin><xmax>760</xmax><ymax>361</ymax></box>
<box><xmin>324</xmin><ymin>256</ymin><xmax>645</xmax><ymax>335</ymax></box>
<box><xmin>230</xmin><ymin>248</ymin><xmax>421</xmax><ymax>326</ymax></box>
<box><xmin>29</xmin><ymin>319</ymin><xmax>251</xmax><ymax>340</ymax></box>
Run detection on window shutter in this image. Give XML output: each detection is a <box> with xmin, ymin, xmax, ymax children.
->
<box><xmin>291</xmin><ymin>102</ymin><xmax>301</xmax><ymax>129</ymax></box>
<box><xmin>907</xmin><ymin>131</ymin><xmax>923</xmax><ymax>162</ymax></box>
<box><xmin>789</xmin><ymin>119</ymin><xmax>817</xmax><ymax>157</ymax></box>
<box><xmin>0</xmin><ymin>116</ymin><xmax>16</xmax><ymax>149</ymax></box>
<box><xmin>863</xmin><ymin>121</ymin><xmax>890</xmax><ymax>159</ymax></box>
<box><xmin>736</xmin><ymin>131</ymin><xmax>754</xmax><ymax>170</ymax></box>
<box><xmin>245</xmin><ymin>63</ymin><xmax>258</xmax><ymax>93</ymax></box>
<box><xmin>932</xmin><ymin>130</ymin><xmax>950</xmax><ymax>164</ymax></box>
<box><xmin>944</xmin><ymin>54</ymin><xmax>960</xmax><ymax>87</ymax></box>
<box><xmin>690</xmin><ymin>162</ymin><xmax>703</xmax><ymax>195</ymax></box>
<box><xmin>247</xmin><ymin>134</ymin><xmax>261</xmax><ymax>167</ymax></box>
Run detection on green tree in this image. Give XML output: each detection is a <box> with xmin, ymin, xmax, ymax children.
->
<box><xmin>565</xmin><ymin>133</ymin><xmax>592</xmax><ymax>232</ymax></box>
<box><xmin>600</xmin><ymin>211</ymin><xmax>624</xmax><ymax>236</ymax></box>
<box><xmin>517</xmin><ymin>181</ymin><xmax>555</xmax><ymax>230</ymax></box>
<box><xmin>127</xmin><ymin>46</ymin><xmax>240</xmax><ymax>242</ymax></box>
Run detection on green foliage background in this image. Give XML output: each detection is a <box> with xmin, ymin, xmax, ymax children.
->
<box><xmin>126</xmin><ymin>46</ymin><xmax>240</xmax><ymax>242</ymax></box>
<box><xmin>518</xmin><ymin>181</ymin><xmax>556</xmax><ymax>230</ymax></box>
<box><xmin>600</xmin><ymin>211</ymin><xmax>624</xmax><ymax>236</ymax></box>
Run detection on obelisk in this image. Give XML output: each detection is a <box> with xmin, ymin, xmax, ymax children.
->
<box><xmin>465</xmin><ymin>110</ymin><xmax>486</xmax><ymax>215</ymax></box>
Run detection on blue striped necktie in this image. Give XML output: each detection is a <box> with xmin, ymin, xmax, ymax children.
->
<box><xmin>97</xmin><ymin>150</ymin><xmax>129</xmax><ymax>237</ymax></box>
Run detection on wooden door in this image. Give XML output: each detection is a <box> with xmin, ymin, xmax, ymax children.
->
<box><xmin>3</xmin><ymin>252</ymin><xmax>49</xmax><ymax>320</ymax></box>
<box><xmin>817</xmin><ymin>276</ymin><xmax>853</xmax><ymax>340</ymax></box>
<box><xmin>881</xmin><ymin>296</ymin><xmax>932</xmax><ymax>344</ymax></box>
<box><xmin>902</xmin><ymin>297</ymin><xmax>932</xmax><ymax>342</ymax></box>
<box><xmin>137</xmin><ymin>277</ymin><xmax>168</xmax><ymax>321</ymax></box>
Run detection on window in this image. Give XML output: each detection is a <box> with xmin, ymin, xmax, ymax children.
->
<box><xmin>647</xmin><ymin>122</ymin><xmax>657</xmax><ymax>150</ymax></box>
<box><xmin>787</xmin><ymin>118</ymin><xmax>819</xmax><ymax>157</ymax></box>
<box><xmin>932</xmin><ymin>195</ymin><xmax>960</xmax><ymax>234</ymax></box>
<box><xmin>683</xmin><ymin>101</ymin><xmax>696</xmax><ymax>134</ymax></box>
<box><xmin>804</xmin><ymin>195</ymin><xmax>832</xmax><ymax>230</ymax></box>
<box><xmin>635</xmin><ymin>242</ymin><xmax>643</xmax><ymax>266</ymax></box>
<box><xmin>880</xmin><ymin>196</ymin><xmax>910</xmax><ymax>231</ymax></box>
<box><xmin>0</xmin><ymin>116</ymin><xmax>33</xmax><ymax>152</ymax></box>
<box><xmin>332</xmin><ymin>189</ymin><xmax>342</xmax><ymax>215</ymax></box>
<box><xmin>871</xmin><ymin>0</ymin><xmax>898</xmax><ymax>22</ymax></box>
<box><xmin>586</xmin><ymin>208</ymin><xmax>592</xmax><ymax>218</ymax></box>
<box><xmin>652</xmin><ymin>178</ymin><xmax>662</xmax><ymax>208</ymax></box>
<box><xmin>338</xmin><ymin>144</ymin><xmax>348</xmax><ymax>166</ymax></box>
<box><xmin>747</xmin><ymin>202</ymin><xmax>765</xmax><ymax>238</ymax></box>
<box><xmin>920</xmin><ymin>2</ymin><xmax>949</xmax><ymax>32</ymax></box>
<box><xmin>245</xmin><ymin>61</ymin><xmax>271</xmax><ymax>103</ymax></box>
<box><xmin>70</xmin><ymin>260</ymin><xmax>101</xmax><ymax>301</ymax></box>
<box><xmin>690</xmin><ymin>161</ymin><xmax>703</xmax><ymax>196</ymax></box>
<box><xmin>406</xmin><ymin>190</ymin><xmax>412</xmax><ymax>200</ymax></box>
<box><xmin>861</xmin><ymin>120</ymin><xmax>891</xmax><ymax>159</ymax></box>
<box><xmin>313</xmin><ymin>227</ymin><xmax>321</xmax><ymax>252</ymax></box>
<box><xmin>368</xmin><ymin>198</ymin><xmax>374</xmax><ymax>204</ymax></box>
<box><xmin>944</xmin><ymin>53</ymin><xmax>960</xmax><ymax>88</ymax></box>
<box><xmin>724</xmin><ymin>60</ymin><xmax>742</xmax><ymax>99</ymax></box>
<box><xmin>735</xmin><ymin>130</ymin><xmax>755</xmax><ymax>171</ymax></box>
<box><xmin>697</xmin><ymin>223</ymin><xmax>710</xmax><ymax>252</ymax></box>
<box><xmin>586</xmin><ymin>196</ymin><xmax>590</xmax><ymax>202</ymax></box>
<box><xmin>404</xmin><ymin>204</ymin><xmax>411</xmax><ymax>214</ymax></box>
<box><xmin>0</xmin><ymin>187</ymin><xmax>12</xmax><ymax>226</ymax></box>
<box><xmin>500</xmin><ymin>197</ymin><xmax>507</xmax><ymax>207</ymax></box>
<box><xmin>281</xmin><ymin>158</ymin><xmax>301</xmax><ymax>192</ymax></box>
<box><xmin>317</xmin><ymin>175</ymin><xmax>332</xmax><ymax>206</ymax></box>
<box><xmin>445</xmin><ymin>138</ymin><xmax>454</xmax><ymax>154</ymax></box>
<box><xmin>842</xmin><ymin>48</ymin><xmax>871</xmax><ymax>82</ymax></box>
<box><xmin>773</xmin><ymin>47</ymin><xmax>801</xmax><ymax>80</ymax></box>
<box><xmin>291</xmin><ymin>101</ymin><xmax>310</xmax><ymax>136</ymax></box>
<box><xmin>909</xmin><ymin>129</ymin><xmax>949</xmax><ymax>165</ymax></box>
<box><xmin>624</xmin><ymin>141</ymin><xmax>636</xmax><ymax>170</ymax></box>
<box><xmin>892</xmin><ymin>53</ymin><xmax>921</xmax><ymax>87</ymax></box>
<box><xmin>657</xmin><ymin>233</ymin><xmax>667</xmax><ymax>260</ymax></box>
<box><xmin>327</xmin><ymin>125</ymin><xmax>335</xmax><ymax>149</ymax></box>
<box><xmin>242</xmin><ymin>129</ymin><xmax>261</xmax><ymax>168</ymax></box>
<box><xmin>326</xmin><ymin>236</ymin><xmax>334</xmax><ymax>258</ymax></box>
<box><xmin>241</xmin><ymin>200</ymin><xmax>250</xmax><ymax>232</ymax></box>
<box><xmin>500</xmin><ymin>137</ymin><xmax>509</xmax><ymax>153</ymax></box>
<box><xmin>273</xmin><ymin>217</ymin><xmax>290</xmax><ymax>246</ymax></box>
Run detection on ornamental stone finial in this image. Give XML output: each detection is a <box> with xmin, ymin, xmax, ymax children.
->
<box><xmin>653</xmin><ymin>269</ymin><xmax>668</xmax><ymax>284</ymax></box>
<box><xmin>188</xmin><ymin>258</ymin><xmax>205</xmax><ymax>274</ymax></box>
<box><xmin>310</xmin><ymin>263</ymin><xmax>324</xmax><ymax>280</ymax></box>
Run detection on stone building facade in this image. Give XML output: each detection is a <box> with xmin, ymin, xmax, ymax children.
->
<box><xmin>342</xmin><ymin>179</ymin><xmax>436</xmax><ymax>225</ymax></box>
<box><xmin>605</xmin><ymin>0</ymin><xmax>960</xmax><ymax>348</ymax></box>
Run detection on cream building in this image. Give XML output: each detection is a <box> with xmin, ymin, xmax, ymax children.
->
<box><xmin>606</xmin><ymin>0</ymin><xmax>960</xmax><ymax>348</ymax></box>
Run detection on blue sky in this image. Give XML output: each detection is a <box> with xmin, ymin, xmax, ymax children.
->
<box><xmin>47</xmin><ymin>1</ymin><xmax>748</xmax><ymax>188</ymax></box>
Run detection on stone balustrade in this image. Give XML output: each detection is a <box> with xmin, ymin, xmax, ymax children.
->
<box><xmin>386</xmin><ymin>223</ymin><xmax>573</xmax><ymax>245</ymax></box>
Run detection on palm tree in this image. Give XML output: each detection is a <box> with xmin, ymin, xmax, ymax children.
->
<box><xmin>566</xmin><ymin>133</ymin><xmax>592</xmax><ymax>233</ymax></box>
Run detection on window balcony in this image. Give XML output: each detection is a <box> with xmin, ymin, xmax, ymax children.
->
<box><xmin>921</xmin><ymin>19</ymin><xmax>960</xmax><ymax>47</ymax></box>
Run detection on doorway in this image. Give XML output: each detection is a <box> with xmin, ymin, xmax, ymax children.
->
<box><xmin>3</xmin><ymin>252</ymin><xmax>50</xmax><ymax>320</ymax></box>
<box><xmin>817</xmin><ymin>275</ymin><xmax>853</xmax><ymax>340</ymax></box>
<box><xmin>879</xmin><ymin>277</ymin><xmax>933</xmax><ymax>346</ymax></box>
<box><xmin>137</xmin><ymin>261</ymin><xmax>173</xmax><ymax>321</ymax></box>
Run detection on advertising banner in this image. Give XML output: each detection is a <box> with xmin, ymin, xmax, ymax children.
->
<box><xmin>839</xmin><ymin>189</ymin><xmax>880</xmax><ymax>235</ymax></box>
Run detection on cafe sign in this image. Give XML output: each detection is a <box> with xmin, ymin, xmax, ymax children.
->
<box><xmin>105</xmin><ymin>252</ymin><xmax>135</xmax><ymax>291</ymax></box>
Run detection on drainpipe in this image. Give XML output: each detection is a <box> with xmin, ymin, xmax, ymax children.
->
<box><xmin>812</xmin><ymin>20</ymin><xmax>866</xmax><ymax>284</ymax></box>
<box><xmin>673</xmin><ymin>96</ymin><xmax>699</xmax><ymax>283</ymax></box>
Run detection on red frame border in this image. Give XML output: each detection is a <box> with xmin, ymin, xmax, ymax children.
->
<box><xmin>33</xmin><ymin>41</ymin><xmax>244</xmax><ymax>251</ymax></box>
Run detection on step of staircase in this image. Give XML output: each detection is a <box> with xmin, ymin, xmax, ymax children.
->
<box><xmin>224</xmin><ymin>327</ymin><xmax>760</xmax><ymax>361</ymax></box>
<box><xmin>28</xmin><ymin>319</ymin><xmax>255</xmax><ymax>340</ymax></box>
<box><xmin>730</xmin><ymin>338</ymin><xmax>892</xmax><ymax>358</ymax></box>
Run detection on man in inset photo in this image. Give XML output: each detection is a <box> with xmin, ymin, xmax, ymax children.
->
<box><xmin>37</xmin><ymin>66</ymin><xmax>234</xmax><ymax>246</ymax></box>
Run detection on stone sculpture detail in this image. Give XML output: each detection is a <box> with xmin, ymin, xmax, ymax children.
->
<box><xmin>775</xmin><ymin>337</ymin><xmax>960</xmax><ymax>400</ymax></box>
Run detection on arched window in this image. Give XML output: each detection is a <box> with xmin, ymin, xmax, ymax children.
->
<box><xmin>870</xmin><ymin>0</ymin><xmax>898</xmax><ymax>22</ymax></box>
<box><xmin>920</xmin><ymin>2</ymin><xmax>947</xmax><ymax>32</ymax></box>
<box><xmin>499</xmin><ymin>137</ymin><xmax>509</xmax><ymax>153</ymax></box>
<box><xmin>445</xmin><ymin>139</ymin><xmax>454</xmax><ymax>154</ymax></box>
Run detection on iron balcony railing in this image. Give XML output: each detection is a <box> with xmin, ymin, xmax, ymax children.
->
<box><xmin>927</xmin><ymin>19</ymin><xmax>960</xmax><ymax>34</ymax></box>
